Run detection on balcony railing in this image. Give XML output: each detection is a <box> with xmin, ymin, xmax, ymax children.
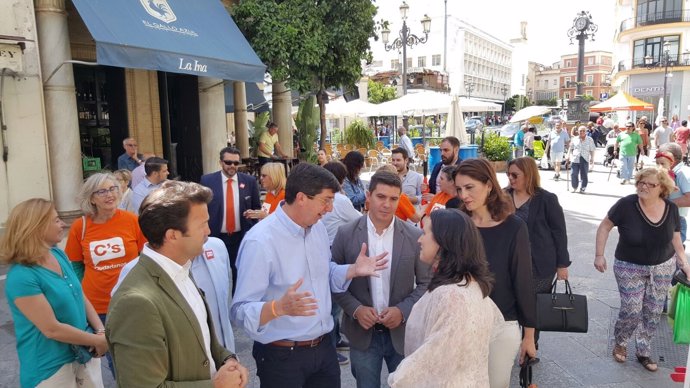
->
<box><xmin>617</xmin><ymin>55</ymin><xmax>688</xmax><ymax>72</ymax></box>
<box><xmin>620</xmin><ymin>10</ymin><xmax>687</xmax><ymax>32</ymax></box>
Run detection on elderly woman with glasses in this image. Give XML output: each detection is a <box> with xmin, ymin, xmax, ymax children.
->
<box><xmin>65</xmin><ymin>172</ymin><xmax>146</xmax><ymax>376</ymax></box>
<box><xmin>245</xmin><ymin>162</ymin><xmax>287</xmax><ymax>220</ymax></box>
<box><xmin>595</xmin><ymin>167</ymin><xmax>690</xmax><ymax>372</ymax></box>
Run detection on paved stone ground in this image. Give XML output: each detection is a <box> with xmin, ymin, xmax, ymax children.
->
<box><xmin>1</xmin><ymin>148</ymin><xmax>689</xmax><ymax>387</ymax></box>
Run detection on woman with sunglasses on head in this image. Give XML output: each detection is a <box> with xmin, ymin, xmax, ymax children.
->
<box><xmin>505</xmin><ymin>157</ymin><xmax>570</xmax><ymax>347</ymax></box>
<box><xmin>1</xmin><ymin>199</ymin><xmax>107</xmax><ymax>388</ymax></box>
<box><xmin>595</xmin><ymin>167</ymin><xmax>690</xmax><ymax>372</ymax></box>
<box><xmin>388</xmin><ymin>209</ymin><xmax>503</xmax><ymax>387</ymax></box>
<box><xmin>453</xmin><ymin>158</ymin><xmax>536</xmax><ymax>388</ymax></box>
<box><xmin>65</xmin><ymin>172</ymin><xmax>146</xmax><ymax>376</ymax></box>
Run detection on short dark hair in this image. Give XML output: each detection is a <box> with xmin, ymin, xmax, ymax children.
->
<box><xmin>341</xmin><ymin>151</ymin><xmax>365</xmax><ymax>182</ymax></box>
<box><xmin>322</xmin><ymin>161</ymin><xmax>347</xmax><ymax>185</ymax></box>
<box><xmin>368</xmin><ymin>170</ymin><xmax>402</xmax><ymax>193</ymax></box>
<box><xmin>426</xmin><ymin>209</ymin><xmax>494</xmax><ymax>296</ymax></box>
<box><xmin>683</xmin><ymin>120</ymin><xmax>688</xmax><ymax>126</ymax></box>
<box><xmin>453</xmin><ymin>158</ymin><xmax>513</xmax><ymax>222</ymax></box>
<box><xmin>144</xmin><ymin>157</ymin><xmax>168</xmax><ymax>176</ymax></box>
<box><xmin>391</xmin><ymin>147</ymin><xmax>409</xmax><ymax>160</ymax></box>
<box><xmin>219</xmin><ymin>146</ymin><xmax>241</xmax><ymax>160</ymax></box>
<box><xmin>442</xmin><ymin>136</ymin><xmax>460</xmax><ymax>149</ymax></box>
<box><xmin>139</xmin><ymin>181</ymin><xmax>212</xmax><ymax>248</ymax></box>
<box><xmin>267</xmin><ymin>122</ymin><xmax>278</xmax><ymax>130</ymax></box>
<box><xmin>285</xmin><ymin>163</ymin><xmax>340</xmax><ymax>204</ymax></box>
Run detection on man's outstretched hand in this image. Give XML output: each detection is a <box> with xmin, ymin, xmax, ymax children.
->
<box><xmin>346</xmin><ymin>243</ymin><xmax>389</xmax><ymax>280</ymax></box>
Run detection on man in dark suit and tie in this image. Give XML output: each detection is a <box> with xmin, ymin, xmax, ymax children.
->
<box><xmin>331</xmin><ymin>170</ymin><xmax>431</xmax><ymax>388</ymax></box>
<box><xmin>200</xmin><ymin>147</ymin><xmax>261</xmax><ymax>292</ymax></box>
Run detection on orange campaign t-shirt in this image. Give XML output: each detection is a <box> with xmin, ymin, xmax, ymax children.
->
<box><xmin>261</xmin><ymin>189</ymin><xmax>285</xmax><ymax>214</ymax></box>
<box><xmin>395</xmin><ymin>193</ymin><xmax>417</xmax><ymax>221</ymax></box>
<box><xmin>65</xmin><ymin>209</ymin><xmax>146</xmax><ymax>314</ymax></box>
<box><xmin>424</xmin><ymin>192</ymin><xmax>454</xmax><ymax>217</ymax></box>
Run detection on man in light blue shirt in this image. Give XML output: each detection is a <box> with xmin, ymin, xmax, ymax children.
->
<box><xmin>547</xmin><ymin>122</ymin><xmax>570</xmax><ymax>180</ymax></box>
<box><xmin>230</xmin><ymin>163</ymin><xmax>388</xmax><ymax>388</ymax></box>
<box><xmin>127</xmin><ymin>157</ymin><xmax>169</xmax><ymax>214</ymax></box>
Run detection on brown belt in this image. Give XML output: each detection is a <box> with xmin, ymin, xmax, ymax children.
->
<box><xmin>269</xmin><ymin>335</ymin><xmax>325</xmax><ymax>348</ymax></box>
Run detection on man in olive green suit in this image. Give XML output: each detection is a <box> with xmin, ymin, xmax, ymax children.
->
<box><xmin>107</xmin><ymin>181</ymin><xmax>248</xmax><ymax>388</ymax></box>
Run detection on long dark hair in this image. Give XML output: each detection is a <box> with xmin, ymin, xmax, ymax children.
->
<box><xmin>426</xmin><ymin>209</ymin><xmax>493</xmax><ymax>297</ymax></box>
<box><xmin>341</xmin><ymin>151</ymin><xmax>365</xmax><ymax>183</ymax></box>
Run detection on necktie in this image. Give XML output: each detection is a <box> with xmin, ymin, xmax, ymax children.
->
<box><xmin>226</xmin><ymin>178</ymin><xmax>235</xmax><ymax>234</ymax></box>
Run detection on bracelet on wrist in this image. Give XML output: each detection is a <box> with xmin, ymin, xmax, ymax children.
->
<box><xmin>271</xmin><ymin>300</ymin><xmax>280</xmax><ymax>317</ymax></box>
<box><xmin>94</xmin><ymin>328</ymin><xmax>106</xmax><ymax>334</ymax></box>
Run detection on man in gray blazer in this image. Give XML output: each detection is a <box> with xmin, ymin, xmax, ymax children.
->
<box><xmin>331</xmin><ymin>171</ymin><xmax>431</xmax><ymax>388</ymax></box>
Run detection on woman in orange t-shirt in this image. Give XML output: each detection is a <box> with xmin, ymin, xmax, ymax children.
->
<box><xmin>247</xmin><ymin>162</ymin><xmax>287</xmax><ymax>220</ymax></box>
<box><xmin>395</xmin><ymin>193</ymin><xmax>422</xmax><ymax>223</ymax></box>
<box><xmin>65</xmin><ymin>172</ymin><xmax>146</xmax><ymax>374</ymax></box>
<box><xmin>424</xmin><ymin>166</ymin><xmax>457</xmax><ymax>217</ymax></box>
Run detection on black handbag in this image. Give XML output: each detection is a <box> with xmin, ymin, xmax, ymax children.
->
<box><xmin>536</xmin><ymin>279</ymin><xmax>588</xmax><ymax>333</ymax></box>
<box><xmin>519</xmin><ymin>357</ymin><xmax>539</xmax><ymax>388</ymax></box>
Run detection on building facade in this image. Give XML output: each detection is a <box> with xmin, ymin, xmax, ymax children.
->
<box><xmin>0</xmin><ymin>0</ymin><xmax>265</xmax><ymax>228</ymax></box>
<box><xmin>559</xmin><ymin>51</ymin><xmax>613</xmax><ymax>102</ymax></box>
<box><xmin>611</xmin><ymin>0</ymin><xmax>690</xmax><ymax>120</ymax></box>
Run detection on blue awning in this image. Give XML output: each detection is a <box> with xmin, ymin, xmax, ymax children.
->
<box><xmin>71</xmin><ymin>0</ymin><xmax>266</xmax><ymax>82</ymax></box>
<box><xmin>225</xmin><ymin>82</ymin><xmax>269</xmax><ymax>113</ymax></box>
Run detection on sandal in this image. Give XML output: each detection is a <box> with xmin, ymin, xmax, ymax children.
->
<box><xmin>637</xmin><ymin>355</ymin><xmax>658</xmax><ymax>372</ymax></box>
<box><xmin>612</xmin><ymin>344</ymin><xmax>627</xmax><ymax>363</ymax></box>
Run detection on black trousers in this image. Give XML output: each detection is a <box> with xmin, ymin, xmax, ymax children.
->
<box><xmin>252</xmin><ymin>339</ymin><xmax>340</xmax><ymax>388</ymax></box>
<box><xmin>218</xmin><ymin>231</ymin><xmax>245</xmax><ymax>294</ymax></box>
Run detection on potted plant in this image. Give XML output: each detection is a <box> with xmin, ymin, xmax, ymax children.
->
<box><xmin>481</xmin><ymin>132</ymin><xmax>511</xmax><ymax>172</ymax></box>
<box><xmin>344</xmin><ymin>119</ymin><xmax>375</xmax><ymax>149</ymax></box>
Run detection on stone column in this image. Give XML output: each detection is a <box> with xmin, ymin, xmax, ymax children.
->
<box><xmin>35</xmin><ymin>0</ymin><xmax>83</xmax><ymax>220</ymax></box>
<box><xmin>198</xmin><ymin>76</ymin><xmax>227</xmax><ymax>174</ymax></box>
<box><xmin>233</xmin><ymin>82</ymin><xmax>250</xmax><ymax>158</ymax></box>
<box><xmin>272</xmin><ymin>80</ymin><xmax>293</xmax><ymax>158</ymax></box>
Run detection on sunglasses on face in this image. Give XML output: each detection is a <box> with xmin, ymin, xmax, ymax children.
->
<box><xmin>506</xmin><ymin>172</ymin><xmax>520</xmax><ymax>179</ymax></box>
<box><xmin>222</xmin><ymin>160</ymin><xmax>241</xmax><ymax>166</ymax></box>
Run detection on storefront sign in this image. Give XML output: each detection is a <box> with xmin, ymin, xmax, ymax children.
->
<box><xmin>631</xmin><ymin>86</ymin><xmax>663</xmax><ymax>96</ymax></box>
<box><xmin>0</xmin><ymin>44</ymin><xmax>23</xmax><ymax>73</ymax></box>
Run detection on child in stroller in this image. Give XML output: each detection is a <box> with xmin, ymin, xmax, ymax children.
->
<box><xmin>604</xmin><ymin>124</ymin><xmax>621</xmax><ymax>167</ymax></box>
<box><xmin>604</xmin><ymin>143</ymin><xmax>616</xmax><ymax>166</ymax></box>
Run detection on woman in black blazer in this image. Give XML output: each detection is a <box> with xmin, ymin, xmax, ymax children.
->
<box><xmin>505</xmin><ymin>157</ymin><xmax>571</xmax><ymax>344</ymax></box>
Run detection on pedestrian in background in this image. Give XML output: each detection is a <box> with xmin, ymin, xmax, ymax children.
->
<box><xmin>566</xmin><ymin>126</ymin><xmax>597</xmax><ymax>193</ymax></box>
<box><xmin>113</xmin><ymin>169</ymin><xmax>133</xmax><ymax>211</ymax></box>
<box><xmin>342</xmin><ymin>151</ymin><xmax>367</xmax><ymax>211</ymax></box>
<box><xmin>245</xmin><ymin>162</ymin><xmax>286</xmax><ymax>221</ymax></box>
<box><xmin>595</xmin><ymin>167</ymin><xmax>690</xmax><ymax>372</ymax></box>
<box><xmin>1</xmin><ymin>199</ymin><xmax>107</xmax><ymax>388</ymax></box>
<box><xmin>616</xmin><ymin>122</ymin><xmax>644</xmax><ymax>184</ymax></box>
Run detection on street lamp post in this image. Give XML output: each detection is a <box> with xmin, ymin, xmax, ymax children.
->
<box><xmin>644</xmin><ymin>40</ymin><xmax>672</xmax><ymax>117</ymax></box>
<box><xmin>465</xmin><ymin>81</ymin><xmax>475</xmax><ymax>100</ymax></box>
<box><xmin>381</xmin><ymin>2</ymin><xmax>431</xmax><ymax>96</ymax></box>
<box><xmin>566</xmin><ymin>11</ymin><xmax>598</xmax><ymax>123</ymax></box>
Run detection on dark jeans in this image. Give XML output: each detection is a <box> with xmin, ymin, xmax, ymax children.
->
<box><xmin>350</xmin><ymin>328</ymin><xmax>403</xmax><ymax>388</ymax></box>
<box><xmin>98</xmin><ymin>313</ymin><xmax>115</xmax><ymax>379</ymax></box>
<box><xmin>252</xmin><ymin>339</ymin><xmax>340</xmax><ymax>388</ymax></box>
<box><xmin>218</xmin><ymin>232</ymin><xmax>245</xmax><ymax>294</ymax></box>
<box><xmin>571</xmin><ymin>157</ymin><xmax>589</xmax><ymax>189</ymax></box>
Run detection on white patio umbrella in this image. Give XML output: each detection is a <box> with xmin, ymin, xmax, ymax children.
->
<box><xmin>445</xmin><ymin>95</ymin><xmax>468</xmax><ymax>144</ymax></box>
<box><xmin>370</xmin><ymin>90</ymin><xmax>452</xmax><ymax>116</ymax></box>
<box><xmin>509</xmin><ymin>105</ymin><xmax>553</xmax><ymax>123</ymax></box>
<box><xmin>326</xmin><ymin>97</ymin><xmax>377</xmax><ymax>118</ymax></box>
<box><xmin>458</xmin><ymin>97</ymin><xmax>501</xmax><ymax>112</ymax></box>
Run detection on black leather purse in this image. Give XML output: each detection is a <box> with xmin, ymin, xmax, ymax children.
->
<box><xmin>536</xmin><ymin>279</ymin><xmax>588</xmax><ymax>333</ymax></box>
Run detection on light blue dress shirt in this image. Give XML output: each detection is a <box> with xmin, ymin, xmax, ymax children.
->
<box><xmin>128</xmin><ymin>177</ymin><xmax>161</xmax><ymax>215</ymax></box>
<box><xmin>230</xmin><ymin>205</ymin><xmax>352</xmax><ymax>343</ymax></box>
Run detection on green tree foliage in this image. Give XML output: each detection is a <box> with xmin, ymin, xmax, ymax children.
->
<box><xmin>368</xmin><ymin>79</ymin><xmax>397</xmax><ymax>104</ymax></box>
<box><xmin>249</xmin><ymin>111</ymin><xmax>270</xmax><ymax>157</ymax></box>
<box><xmin>345</xmin><ymin>120</ymin><xmax>375</xmax><ymax>148</ymax></box>
<box><xmin>536</xmin><ymin>97</ymin><xmax>558</xmax><ymax>106</ymax></box>
<box><xmin>506</xmin><ymin>95</ymin><xmax>530</xmax><ymax>112</ymax></box>
<box><xmin>233</xmin><ymin>0</ymin><xmax>378</xmax><ymax>148</ymax></box>
<box><xmin>294</xmin><ymin>96</ymin><xmax>320</xmax><ymax>163</ymax></box>
<box><xmin>582</xmin><ymin>94</ymin><xmax>595</xmax><ymax>101</ymax></box>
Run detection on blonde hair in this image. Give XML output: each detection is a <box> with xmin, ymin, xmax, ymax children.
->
<box><xmin>77</xmin><ymin>172</ymin><xmax>118</xmax><ymax>216</ymax></box>
<box><xmin>376</xmin><ymin>165</ymin><xmax>397</xmax><ymax>174</ymax></box>
<box><xmin>113</xmin><ymin>169</ymin><xmax>132</xmax><ymax>185</ymax></box>
<box><xmin>260</xmin><ymin>163</ymin><xmax>287</xmax><ymax>192</ymax></box>
<box><xmin>635</xmin><ymin>167</ymin><xmax>676</xmax><ymax>198</ymax></box>
<box><xmin>0</xmin><ymin>198</ymin><xmax>55</xmax><ymax>265</ymax></box>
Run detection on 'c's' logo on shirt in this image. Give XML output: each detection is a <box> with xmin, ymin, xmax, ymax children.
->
<box><xmin>89</xmin><ymin>237</ymin><xmax>126</xmax><ymax>266</ymax></box>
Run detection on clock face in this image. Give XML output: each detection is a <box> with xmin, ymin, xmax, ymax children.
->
<box><xmin>575</xmin><ymin>17</ymin><xmax>588</xmax><ymax>31</ymax></box>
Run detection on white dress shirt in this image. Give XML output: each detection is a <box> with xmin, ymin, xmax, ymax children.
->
<box><xmin>366</xmin><ymin>215</ymin><xmax>394</xmax><ymax>314</ymax></box>
<box><xmin>144</xmin><ymin>245</ymin><xmax>217</xmax><ymax>375</ymax></box>
<box><xmin>221</xmin><ymin>173</ymin><xmax>241</xmax><ymax>233</ymax></box>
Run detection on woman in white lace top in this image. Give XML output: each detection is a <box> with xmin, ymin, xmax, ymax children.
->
<box><xmin>388</xmin><ymin>209</ymin><xmax>504</xmax><ymax>388</ymax></box>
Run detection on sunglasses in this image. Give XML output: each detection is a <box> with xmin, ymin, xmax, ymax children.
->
<box><xmin>506</xmin><ymin>172</ymin><xmax>520</xmax><ymax>179</ymax></box>
<box><xmin>222</xmin><ymin>160</ymin><xmax>241</xmax><ymax>166</ymax></box>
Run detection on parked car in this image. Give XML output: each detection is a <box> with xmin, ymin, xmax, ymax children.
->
<box><xmin>465</xmin><ymin>118</ymin><xmax>484</xmax><ymax>134</ymax></box>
